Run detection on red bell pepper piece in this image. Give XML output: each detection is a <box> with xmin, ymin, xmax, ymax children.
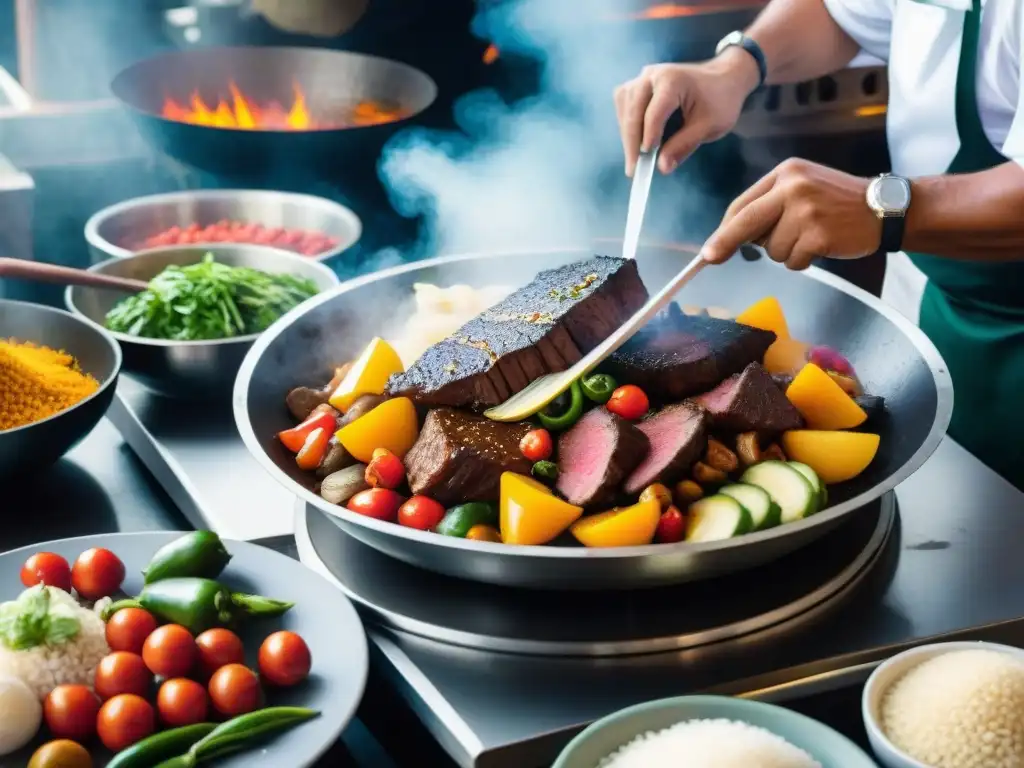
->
<box><xmin>278</xmin><ymin>410</ymin><xmax>335</xmax><ymax>453</ymax></box>
<box><xmin>296</xmin><ymin>427</ymin><xmax>330</xmax><ymax>470</ymax></box>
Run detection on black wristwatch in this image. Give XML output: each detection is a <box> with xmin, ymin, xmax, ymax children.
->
<box><xmin>715</xmin><ymin>31</ymin><xmax>768</xmax><ymax>89</ymax></box>
<box><xmin>867</xmin><ymin>173</ymin><xmax>912</xmax><ymax>252</ymax></box>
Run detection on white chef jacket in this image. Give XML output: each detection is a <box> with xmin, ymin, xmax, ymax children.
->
<box><xmin>822</xmin><ymin>0</ymin><xmax>1024</xmax><ymax>322</ymax></box>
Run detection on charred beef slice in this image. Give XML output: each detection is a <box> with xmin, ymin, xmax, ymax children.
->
<box><xmin>623</xmin><ymin>403</ymin><xmax>709</xmax><ymax>494</ymax></box>
<box><xmin>404</xmin><ymin>408</ymin><xmax>532</xmax><ymax>505</ymax></box>
<box><xmin>555</xmin><ymin>408</ymin><xmax>650</xmax><ymax>508</ymax></box>
<box><xmin>694</xmin><ymin>362</ymin><xmax>804</xmax><ymax>433</ymax></box>
<box><xmin>604</xmin><ymin>305</ymin><xmax>776</xmax><ymax>401</ymax></box>
<box><xmin>385</xmin><ymin>256</ymin><xmax>649</xmax><ymax>408</ymax></box>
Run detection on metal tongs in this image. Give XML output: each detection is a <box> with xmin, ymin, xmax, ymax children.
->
<box><xmin>485</xmin><ymin>148</ymin><xmax>707</xmax><ymax>422</ymax></box>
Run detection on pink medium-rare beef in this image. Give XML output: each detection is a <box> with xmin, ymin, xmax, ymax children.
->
<box><xmin>403</xmin><ymin>408</ymin><xmax>532</xmax><ymax>506</ymax></box>
<box><xmin>555</xmin><ymin>408</ymin><xmax>650</xmax><ymax>508</ymax></box>
<box><xmin>623</xmin><ymin>403</ymin><xmax>709</xmax><ymax>494</ymax></box>
<box><xmin>385</xmin><ymin>256</ymin><xmax>649</xmax><ymax>409</ymax></box>
<box><xmin>604</xmin><ymin>303</ymin><xmax>776</xmax><ymax>401</ymax></box>
<box><xmin>694</xmin><ymin>362</ymin><xmax>803</xmax><ymax>433</ymax></box>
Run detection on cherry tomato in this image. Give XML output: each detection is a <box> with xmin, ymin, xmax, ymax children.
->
<box><xmin>605</xmin><ymin>385</ymin><xmax>649</xmax><ymax>421</ymax></box>
<box><xmin>655</xmin><ymin>506</ymin><xmax>686</xmax><ymax>544</ymax></box>
<box><xmin>105</xmin><ymin>607</ymin><xmax>158</xmax><ymax>654</ymax></box>
<box><xmin>519</xmin><ymin>429</ymin><xmax>553</xmax><ymax>462</ymax></box>
<box><xmin>96</xmin><ymin>694</ymin><xmax>155</xmax><ymax>752</ymax></box>
<box><xmin>70</xmin><ymin>548</ymin><xmax>125</xmax><ymax>601</ymax></box>
<box><xmin>142</xmin><ymin>624</ymin><xmax>197</xmax><ymax>678</ymax></box>
<box><xmin>94</xmin><ymin>652</ymin><xmax>152</xmax><ymax>700</ymax></box>
<box><xmin>397</xmin><ymin>496</ymin><xmax>446</xmax><ymax>531</ymax></box>
<box><xmin>43</xmin><ymin>685</ymin><xmax>100</xmax><ymax>741</ymax></box>
<box><xmin>27</xmin><ymin>740</ymin><xmax>92</xmax><ymax>768</ymax></box>
<box><xmin>195</xmin><ymin>628</ymin><xmax>246</xmax><ymax>678</ymax></box>
<box><xmin>157</xmin><ymin>678</ymin><xmax>209</xmax><ymax>727</ymax></box>
<box><xmin>365</xmin><ymin>448</ymin><xmax>405</xmax><ymax>489</ymax></box>
<box><xmin>258</xmin><ymin>631</ymin><xmax>312</xmax><ymax>687</ymax></box>
<box><xmin>208</xmin><ymin>664</ymin><xmax>261</xmax><ymax>717</ymax></box>
<box><xmin>20</xmin><ymin>552</ymin><xmax>72</xmax><ymax>592</ymax></box>
<box><xmin>346</xmin><ymin>488</ymin><xmax>405</xmax><ymax>522</ymax></box>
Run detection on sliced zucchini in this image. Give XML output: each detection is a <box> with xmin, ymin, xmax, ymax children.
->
<box><xmin>740</xmin><ymin>461</ymin><xmax>817</xmax><ymax>524</ymax></box>
<box><xmin>788</xmin><ymin>461</ymin><xmax>827</xmax><ymax>509</ymax></box>
<box><xmin>686</xmin><ymin>495</ymin><xmax>753</xmax><ymax>542</ymax></box>
<box><xmin>719</xmin><ymin>483</ymin><xmax>782</xmax><ymax>531</ymax></box>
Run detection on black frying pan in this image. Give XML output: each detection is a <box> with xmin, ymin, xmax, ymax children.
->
<box><xmin>111</xmin><ymin>46</ymin><xmax>437</xmax><ymax>180</ymax></box>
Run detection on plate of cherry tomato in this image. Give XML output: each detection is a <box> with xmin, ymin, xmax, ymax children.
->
<box><xmin>2</xmin><ymin>531</ymin><xmax>368</xmax><ymax>767</ymax></box>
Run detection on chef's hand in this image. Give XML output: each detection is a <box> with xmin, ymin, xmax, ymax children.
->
<box><xmin>701</xmin><ymin>158</ymin><xmax>883</xmax><ymax>270</ymax></box>
<box><xmin>614</xmin><ymin>54</ymin><xmax>758</xmax><ymax>177</ymax></box>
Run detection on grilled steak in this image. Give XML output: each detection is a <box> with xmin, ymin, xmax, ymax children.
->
<box><xmin>604</xmin><ymin>304</ymin><xmax>776</xmax><ymax>401</ymax></box>
<box><xmin>555</xmin><ymin>408</ymin><xmax>649</xmax><ymax>507</ymax></box>
<box><xmin>403</xmin><ymin>408</ymin><xmax>532</xmax><ymax>505</ymax></box>
<box><xmin>694</xmin><ymin>362</ymin><xmax>803</xmax><ymax>433</ymax></box>
<box><xmin>386</xmin><ymin>256</ymin><xmax>649</xmax><ymax>408</ymax></box>
<box><xmin>623</xmin><ymin>403</ymin><xmax>709</xmax><ymax>494</ymax></box>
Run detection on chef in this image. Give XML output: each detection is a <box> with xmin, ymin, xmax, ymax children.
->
<box><xmin>615</xmin><ymin>0</ymin><xmax>1024</xmax><ymax>490</ymax></box>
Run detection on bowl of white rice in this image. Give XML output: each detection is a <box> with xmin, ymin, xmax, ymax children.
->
<box><xmin>862</xmin><ymin>640</ymin><xmax>1024</xmax><ymax>768</ymax></box>
<box><xmin>553</xmin><ymin>694</ymin><xmax>878</xmax><ymax>768</ymax></box>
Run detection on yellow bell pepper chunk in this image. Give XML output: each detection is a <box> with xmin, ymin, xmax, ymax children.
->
<box><xmin>336</xmin><ymin>397</ymin><xmax>419</xmax><ymax>464</ymax></box>
<box><xmin>329</xmin><ymin>337</ymin><xmax>404</xmax><ymax>413</ymax></box>
<box><xmin>736</xmin><ymin>296</ymin><xmax>790</xmax><ymax>338</ymax></box>
<box><xmin>569</xmin><ymin>498</ymin><xmax>661</xmax><ymax>548</ymax></box>
<box><xmin>500</xmin><ymin>473</ymin><xmax>583</xmax><ymax>546</ymax></box>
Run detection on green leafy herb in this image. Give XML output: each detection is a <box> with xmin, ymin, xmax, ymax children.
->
<box><xmin>0</xmin><ymin>585</ymin><xmax>81</xmax><ymax>650</ymax></box>
<box><xmin>104</xmin><ymin>254</ymin><xmax>320</xmax><ymax>341</ymax></box>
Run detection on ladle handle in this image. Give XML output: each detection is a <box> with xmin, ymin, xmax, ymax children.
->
<box><xmin>0</xmin><ymin>258</ymin><xmax>149</xmax><ymax>293</ymax></box>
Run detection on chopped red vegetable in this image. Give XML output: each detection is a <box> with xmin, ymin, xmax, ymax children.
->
<box><xmin>128</xmin><ymin>220</ymin><xmax>340</xmax><ymax>258</ymax></box>
<box><xmin>655</xmin><ymin>506</ymin><xmax>686</xmax><ymax>544</ymax></box>
<box><xmin>365</xmin><ymin>448</ymin><xmax>406</xmax><ymax>489</ymax></box>
<box><xmin>397</xmin><ymin>496</ymin><xmax>446</xmax><ymax>531</ymax></box>
<box><xmin>20</xmin><ymin>552</ymin><xmax>72</xmax><ymax>592</ymax></box>
<box><xmin>519</xmin><ymin>429</ymin><xmax>553</xmax><ymax>462</ymax></box>
<box><xmin>278</xmin><ymin>410</ymin><xmax>336</xmax><ymax>453</ymax></box>
<box><xmin>347</xmin><ymin>488</ymin><xmax>405</xmax><ymax>522</ymax></box>
<box><xmin>295</xmin><ymin>427</ymin><xmax>330</xmax><ymax>471</ymax></box>
<box><xmin>606</xmin><ymin>385</ymin><xmax>649</xmax><ymax>421</ymax></box>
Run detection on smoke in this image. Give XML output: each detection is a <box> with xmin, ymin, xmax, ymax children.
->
<box><xmin>377</xmin><ymin>0</ymin><xmax>662</xmax><ymax>261</ymax></box>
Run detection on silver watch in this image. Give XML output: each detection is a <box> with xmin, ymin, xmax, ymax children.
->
<box><xmin>867</xmin><ymin>173</ymin><xmax>912</xmax><ymax>253</ymax></box>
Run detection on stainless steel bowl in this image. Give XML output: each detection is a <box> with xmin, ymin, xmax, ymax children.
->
<box><xmin>66</xmin><ymin>245</ymin><xmax>340</xmax><ymax>400</ymax></box>
<box><xmin>0</xmin><ymin>299</ymin><xmax>121</xmax><ymax>477</ymax></box>
<box><xmin>84</xmin><ymin>190</ymin><xmax>363</xmax><ymax>264</ymax></box>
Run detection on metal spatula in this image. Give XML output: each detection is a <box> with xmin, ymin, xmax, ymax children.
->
<box><xmin>485</xmin><ymin>150</ymin><xmax>707</xmax><ymax>422</ymax></box>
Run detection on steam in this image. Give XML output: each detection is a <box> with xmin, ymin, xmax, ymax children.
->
<box><xmin>377</xmin><ymin>0</ymin><xmax>661</xmax><ymax>262</ymax></box>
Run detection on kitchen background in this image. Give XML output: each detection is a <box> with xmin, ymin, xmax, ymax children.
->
<box><xmin>0</xmin><ymin>0</ymin><xmax>891</xmax><ymax>307</ymax></box>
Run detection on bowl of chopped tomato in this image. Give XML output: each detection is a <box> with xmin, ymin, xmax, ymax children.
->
<box><xmin>85</xmin><ymin>190</ymin><xmax>362</xmax><ymax>264</ymax></box>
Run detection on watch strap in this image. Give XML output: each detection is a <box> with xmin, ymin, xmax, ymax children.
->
<box><xmin>880</xmin><ymin>216</ymin><xmax>906</xmax><ymax>253</ymax></box>
<box><xmin>721</xmin><ymin>34</ymin><xmax>768</xmax><ymax>89</ymax></box>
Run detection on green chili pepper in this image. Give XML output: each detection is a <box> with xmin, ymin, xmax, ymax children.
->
<box><xmin>108</xmin><ymin>723</ymin><xmax>217</xmax><ymax>768</ymax></box>
<box><xmin>537</xmin><ymin>379</ymin><xmax>584</xmax><ymax>431</ymax></box>
<box><xmin>531</xmin><ymin>460</ymin><xmax>559</xmax><ymax>482</ymax></box>
<box><xmin>143</xmin><ymin>531</ymin><xmax>232</xmax><ymax>585</ymax></box>
<box><xmin>153</xmin><ymin>757</ymin><xmax>195</xmax><ymax>768</ymax></box>
<box><xmin>581</xmin><ymin>373</ymin><xmax>617</xmax><ymax>404</ymax></box>
<box><xmin>189</xmin><ymin>707</ymin><xmax>320</xmax><ymax>762</ymax></box>
<box><xmin>436</xmin><ymin>503</ymin><xmax>499</xmax><ymax>538</ymax></box>
<box><xmin>103</xmin><ymin>578</ymin><xmax>292</xmax><ymax>635</ymax></box>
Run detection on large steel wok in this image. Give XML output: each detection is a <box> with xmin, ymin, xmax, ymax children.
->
<box><xmin>233</xmin><ymin>244</ymin><xmax>952</xmax><ymax>590</ymax></box>
<box><xmin>111</xmin><ymin>47</ymin><xmax>437</xmax><ymax>180</ymax></box>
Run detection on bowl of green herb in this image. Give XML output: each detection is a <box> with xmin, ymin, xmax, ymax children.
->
<box><xmin>65</xmin><ymin>245</ymin><xmax>339</xmax><ymax>399</ymax></box>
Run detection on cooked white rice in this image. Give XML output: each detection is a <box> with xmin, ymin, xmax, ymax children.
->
<box><xmin>598</xmin><ymin>718</ymin><xmax>821</xmax><ymax>768</ymax></box>
<box><xmin>881</xmin><ymin>649</ymin><xmax>1024</xmax><ymax>768</ymax></box>
<box><xmin>0</xmin><ymin>588</ymin><xmax>109</xmax><ymax>700</ymax></box>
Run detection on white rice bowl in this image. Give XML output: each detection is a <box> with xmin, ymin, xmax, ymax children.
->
<box><xmin>0</xmin><ymin>588</ymin><xmax>109</xmax><ymax>700</ymax></box>
<box><xmin>598</xmin><ymin>718</ymin><xmax>822</xmax><ymax>768</ymax></box>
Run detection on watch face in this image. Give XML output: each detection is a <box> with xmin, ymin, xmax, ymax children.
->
<box><xmin>875</xmin><ymin>176</ymin><xmax>911</xmax><ymax>212</ymax></box>
<box><xmin>716</xmin><ymin>31</ymin><xmax>744</xmax><ymax>55</ymax></box>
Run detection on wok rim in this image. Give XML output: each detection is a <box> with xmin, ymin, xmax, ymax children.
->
<box><xmin>233</xmin><ymin>241</ymin><xmax>953</xmax><ymax>561</ymax></box>
<box><xmin>110</xmin><ymin>46</ymin><xmax>439</xmax><ymax>137</ymax></box>
<box><xmin>0</xmin><ymin>298</ymin><xmax>123</xmax><ymax>436</ymax></box>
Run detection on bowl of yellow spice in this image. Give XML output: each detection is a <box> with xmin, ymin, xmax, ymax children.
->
<box><xmin>0</xmin><ymin>299</ymin><xmax>121</xmax><ymax>477</ymax></box>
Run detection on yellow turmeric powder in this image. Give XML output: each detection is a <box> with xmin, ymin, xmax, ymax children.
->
<box><xmin>0</xmin><ymin>339</ymin><xmax>99</xmax><ymax>431</ymax></box>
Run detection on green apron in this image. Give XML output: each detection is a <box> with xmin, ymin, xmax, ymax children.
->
<box><xmin>906</xmin><ymin>0</ymin><xmax>1024</xmax><ymax>490</ymax></box>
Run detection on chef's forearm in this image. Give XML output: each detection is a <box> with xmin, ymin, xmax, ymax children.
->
<box><xmin>744</xmin><ymin>0</ymin><xmax>861</xmax><ymax>84</ymax></box>
<box><xmin>904</xmin><ymin>163</ymin><xmax>1024</xmax><ymax>262</ymax></box>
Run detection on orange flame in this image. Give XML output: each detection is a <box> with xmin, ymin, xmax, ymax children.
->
<box><xmin>625</xmin><ymin>1</ymin><xmax>762</xmax><ymax>18</ymax></box>
<box><xmin>483</xmin><ymin>44</ymin><xmax>500</xmax><ymax>64</ymax></box>
<box><xmin>160</xmin><ymin>80</ymin><xmax>407</xmax><ymax>131</ymax></box>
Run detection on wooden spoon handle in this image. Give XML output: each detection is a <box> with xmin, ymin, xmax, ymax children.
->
<box><xmin>0</xmin><ymin>258</ymin><xmax>149</xmax><ymax>293</ymax></box>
